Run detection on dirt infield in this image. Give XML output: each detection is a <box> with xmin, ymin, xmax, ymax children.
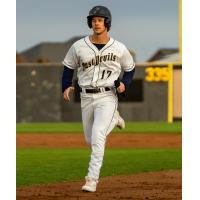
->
<box><xmin>17</xmin><ymin>133</ymin><xmax>182</xmax><ymax>200</ymax></box>
<box><xmin>16</xmin><ymin>133</ymin><xmax>181</xmax><ymax>148</ymax></box>
<box><xmin>17</xmin><ymin>170</ymin><xmax>181</xmax><ymax>200</ymax></box>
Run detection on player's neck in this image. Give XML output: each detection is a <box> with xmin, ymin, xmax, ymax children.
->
<box><xmin>90</xmin><ymin>32</ymin><xmax>110</xmax><ymax>44</ymax></box>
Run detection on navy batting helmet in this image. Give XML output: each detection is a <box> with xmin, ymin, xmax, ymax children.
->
<box><xmin>87</xmin><ymin>6</ymin><xmax>112</xmax><ymax>31</ymax></box>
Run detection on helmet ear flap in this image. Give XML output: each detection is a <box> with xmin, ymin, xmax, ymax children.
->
<box><xmin>87</xmin><ymin>17</ymin><xmax>92</xmax><ymax>28</ymax></box>
<box><xmin>105</xmin><ymin>18</ymin><xmax>111</xmax><ymax>31</ymax></box>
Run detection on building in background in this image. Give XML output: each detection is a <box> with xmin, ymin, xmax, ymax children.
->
<box><xmin>147</xmin><ymin>48</ymin><xmax>179</xmax><ymax>62</ymax></box>
<box><xmin>19</xmin><ymin>36</ymin><xmax>84</xmax><ymax>63</ymax></box>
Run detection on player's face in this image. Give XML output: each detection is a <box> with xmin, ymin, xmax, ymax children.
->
<box><xmin>91</xmin><ymin>17</ymin><xmax>107</xmax><ymax>35</ymax></box>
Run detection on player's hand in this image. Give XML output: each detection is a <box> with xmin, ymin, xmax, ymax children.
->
<box><xmin>117</xmin><ymin>82</ymin><xmax>125</xmax><ymax>93</ymax></box>
<box><xmin>63</xmin><ymin>87</ymin><xmax>75</xmax><ymax>101</ymax></box>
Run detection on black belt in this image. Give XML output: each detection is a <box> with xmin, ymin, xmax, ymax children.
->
<box><xmin>80</xmin><ymin>87</ymin><xmax>111</xmax><ymax>93</ymax></box>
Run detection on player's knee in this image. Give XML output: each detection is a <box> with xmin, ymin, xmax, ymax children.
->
<box><xmin>92</xmin><ymin>134</ymin><xmax>106</xmax><ymax>143</ymax></box>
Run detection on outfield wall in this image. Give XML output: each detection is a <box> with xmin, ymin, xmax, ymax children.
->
<box><xmin>16</xmin><ymin>63</ymin><xmax>181</xmax><ymax>122</ymax></box>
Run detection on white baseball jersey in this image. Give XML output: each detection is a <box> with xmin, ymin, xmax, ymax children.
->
<box><xmin>62</xmin><ymin>36</ymin><xmax>135</xmax><ymax>88</ymax></box>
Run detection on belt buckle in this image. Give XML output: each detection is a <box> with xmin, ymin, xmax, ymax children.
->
<box><xmin>100</xmin><ymin>88</ymin><xmax>105</xmax><ymax>92</ymax></box>
<box><xmin>94</xmin><ymin>88</ymin><xmax>101</xmax><ymax>93</ymax></box>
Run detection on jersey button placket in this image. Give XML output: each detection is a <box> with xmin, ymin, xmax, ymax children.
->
<box><xmin>96</xmin><ymin>52</ymin><xmax>102</xmax><ymax>88</ymax></box>
<box><xmin>91</xmin><ymin>52</ymin><xmax>100</xmax><ymax>88</ymax></box>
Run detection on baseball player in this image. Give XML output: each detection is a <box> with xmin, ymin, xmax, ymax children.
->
<box><xmin>62</xmin><ymin>5</ymin><xmax>135</xmax><ymax>192</ymax></box>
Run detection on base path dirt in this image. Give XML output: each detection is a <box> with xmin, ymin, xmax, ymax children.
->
<box><xmin>17</xmin><ymin>170</ymin><xmax>181</xmax><ymax>200</ymax></box>
<box><xmin>16</xmin><ymin>133</ymin><xmax>181</xmax><ymax>148</ymax></box>
<box><xmin>17</xmin><ymin>133</ymin><xmax>182</xmax><ymax>199</ymax></box>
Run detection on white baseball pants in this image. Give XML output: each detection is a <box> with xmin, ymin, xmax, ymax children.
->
<box><xmin>80</xmin><ymin>89</ymin><xmax>118</xmax><ymax>179</ymax></box>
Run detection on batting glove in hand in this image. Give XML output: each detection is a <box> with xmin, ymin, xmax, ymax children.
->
<box><xmin>114</xmin><ymin>78</ymin><xmax>125</xmax><ymax>96</ymax></box>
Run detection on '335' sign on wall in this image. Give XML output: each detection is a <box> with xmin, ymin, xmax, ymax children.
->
<box><xmin>145</xmin><ymin>67</ymin><xmax>170</xmax><ymax>82</ymax></box>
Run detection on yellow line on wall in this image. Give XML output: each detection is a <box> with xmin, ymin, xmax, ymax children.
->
<box><xmin>168</xmin><ymin>63</ymin><xmax>173</xmax><ymax>123</ymax></box>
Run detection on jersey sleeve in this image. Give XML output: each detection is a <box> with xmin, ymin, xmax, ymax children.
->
<box><xmin>120</xmin><ymin>46</ymin><xmax>135</xmax><ymax>72</ymax></box>
<box><xmin>62</xmin><ymin>44</ymin><xmax>78</xmax><ymax>69</ymax></box>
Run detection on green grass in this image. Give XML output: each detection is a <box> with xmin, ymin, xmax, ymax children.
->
<box><xmin>17</xmin><ymin>148</ymin><xmax>181</xmax><ymax>187</ymax></box>
<box><xmin>16</xmin><ymin>122</ymin><xmax>182</xmax><ymax>133</ymax></box>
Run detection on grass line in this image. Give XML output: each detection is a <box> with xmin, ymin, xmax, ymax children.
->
<box><xmin>17</xmin><ymin>148</ymin><xmax>181</xmax><ymax>187</ymax></box>
<box><xmin>16</xmin><ymin>122</ymin><xmax>182</xmax><ymax>133</ymax></box>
